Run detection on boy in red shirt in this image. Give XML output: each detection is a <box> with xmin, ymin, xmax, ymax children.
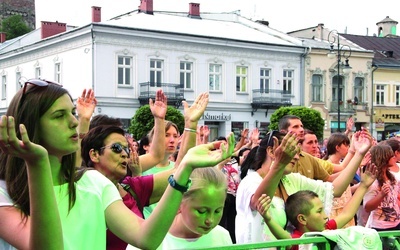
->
<box><xmin>257</xmin><ymin>164</ymin><xmax>377</xmax><ymax>250</ymax></box>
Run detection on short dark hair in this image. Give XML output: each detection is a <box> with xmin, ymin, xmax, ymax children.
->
<box><xmin>285</xmin><ymin>190</ymin><xmax>319</xmax><ymax>228</ymax></box>
<box><xmin>278</xmin><ymin>115</ymin><xmax>301</xmax><ymax>132</ymax></box>
<box><xmin>89</xmin><ymin>114</ymin><xmax>123</xmax><ymax>130</ymax></box>
<box><xmin>81</xmin><ymin>125</ymin><xmax>126</xmax><ymax>168</ymax></box>
<box><xmin>138</xmin><ymin>135</ymin><xmax>150</xmax><ymax>155</ymax></box>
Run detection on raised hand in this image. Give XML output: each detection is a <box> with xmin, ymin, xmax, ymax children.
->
<box><xmin>256</xmin><ymin>194</ymin><xmax>272</xmax><ymax>222</ymax></box>
<box><xmin>0</xmin><ymin>116</ymin><xmax>48</xmax><ymax>164</ymax></box>
<box><xmin>272</xmin><ymin>132</ymin><xmax>300</xmax><ymax>169</ymax></box>
<box><xmin>241</xmin><ymin>128</ymin><xmax>249</xmax><ymax>139</ymax></box>
<box><xmin>149</xmin><ymin>89</ymin><xmax>167</xmax><ymax>119</ymax></box>
<box><xmin>250</xmin><ymin>128</ymin><xmax>260</xmax><ymax>147</ymax></box>
<box><xmin>76</xmin><ymin>89</ymin><xmax>97</xmax><ymax>120</ymax></box>
<box><xmin>182</xmin><ymin>92</ymin><xmax>209</xmax><ymax>124</ymax></box>
<box><xmin>353</xmin><ymin>128</ymin><xmax>373</xmax><ymax>155</ymax></box>
<box><xmin>360</xmin><ymin>163</ymin><xmax>378</xmax><ymax>188</ymax></box>
<box><xmin>181</xmin><ymin>132</ymin><xmax>235</xmax><ymax>170</ymax></box>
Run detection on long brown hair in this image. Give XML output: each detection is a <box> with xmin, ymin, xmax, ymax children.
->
<box><xmin>371</xmin><ymin>143</ymin><xmax>396</xmax><ymax>187</ymax></box>
<box><xmin>0</xmin><ymin>83</ymin><xmax>77</xmax><ymax>216</ymax></box>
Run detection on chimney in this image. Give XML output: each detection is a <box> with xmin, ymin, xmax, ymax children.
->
<box><xmin>41</xmin><ymin>21</ymin><xmax>67</xmax><ymax>39</ymax></box>
<box><xmin>92</xmin><ymin>6</ymin><xmax>101</xmax><ymax>23</ymax></box>
<box><xmin>0</xmin><ymin>32</ymin><xmax>6</xmax><ymax>43</ymax></box>
<box><xmin>189</xmin><ymin>3</ymin><xmax>200</xmax><ymax>18</ymax></box>
<box><xmin>317</xmin><ymin>23</ymin><xmax>324</xmax><ymax>40</ymax></box>
<box><xmin>138</xmin><ymin>0</ymin><xmax>153</xmax><ymax>15</ymax></box>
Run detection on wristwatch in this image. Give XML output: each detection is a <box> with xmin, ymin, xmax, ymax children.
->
<box><xmin>168</xmin><ymin>175</ymin><xmax>192</xmax><ymax>193</ymax></box>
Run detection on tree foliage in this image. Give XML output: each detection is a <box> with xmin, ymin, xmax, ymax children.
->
<box><xmin>1</xmin><ymin>15</ymin><xmax>32</xmax><ymax>40</ymax></box>
<box><xmin>128</xmin><ymin>105</ymin><xmax>184</xmax><ymax>140</ymax></box>
<box><xmin>269</xmin><ymin>106</ymin><xmax>325</xmax><ymax>140</ymax></box>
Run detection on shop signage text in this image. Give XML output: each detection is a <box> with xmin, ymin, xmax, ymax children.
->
<box><xmin>382</xmin><ymin>114</ymin><xmax>400</xmax><ymax>119</ymax></box>
<box><xmin>202</xmin><ymin>113</ymin><xmax>231</xmax><ymax>121</ymax></box>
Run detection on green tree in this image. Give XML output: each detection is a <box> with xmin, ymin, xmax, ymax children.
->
<box><xmin>129</xmin><ymin>105</ymin><xmax>184</xmax><ymax>140</ymax></box>
<box><xmin>269</xmin><ymin>106</ymin><xmax>324</xmax><ymax>140</ymax></box>
<box><xmin>1</xmin><ymin>15</ymin><xmax>32</xmax><ymax>40</ymax></box>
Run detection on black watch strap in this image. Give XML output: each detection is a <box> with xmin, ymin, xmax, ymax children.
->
<box><xmin>168</xmin><ymin>175</ymin><xmax>191</xmax><ymax>193</ymax></box>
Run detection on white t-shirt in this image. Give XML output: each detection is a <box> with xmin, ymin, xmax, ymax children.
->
<box><xmin>56</xmin><ymin>170</ymin><xmax>121</xmax><ymax>250</ymax></box>
<box><xmin>235</xmin><ymin>170</ymin><xmax>334</xmax><ymax>244</ymax></box>
<box><xmin>155</xmin><ymin>225</ymin><xmax>232</xmax><ymax>250</ymax></box>
<box><xmin>0</xmin><ymin>180</ymin><xmax>16</xmax><ymax>250</ymax></box>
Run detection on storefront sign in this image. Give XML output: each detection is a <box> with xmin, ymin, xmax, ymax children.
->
<box><xmin>382</xmin><ymin>114</ymin><xmax>400</xmax><ymax>119</ymax></box>
<box><xmin>202</xmin><ymin>113</ymin><xmax>231</xmax><ymax>121</ymax></box>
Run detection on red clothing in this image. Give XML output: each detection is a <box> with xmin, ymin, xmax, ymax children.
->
<box><xmin>106</xmin><ymin>175</ymin><xmax>154</xmax><ymax>250</ymax></box>
<box><xmin>290</xmin><ymin>219</ymin><xmax>337</xmax><ymax>250</ymax></box>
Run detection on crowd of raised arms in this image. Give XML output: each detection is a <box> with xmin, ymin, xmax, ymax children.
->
<box><xmin>0</xmin><ymin>79</ymin><xmax>396</xmax><ymax>250</ymax></box>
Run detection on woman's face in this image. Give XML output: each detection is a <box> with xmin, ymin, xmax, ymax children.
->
<box><xmin>39</xmin><ymin>94</ymin><xmax>79</xmax><ymax>158</ymax></box>
<box><xmin>165</xmin><ymin>126</ymin><xmax>179</xmax><ymax>156</ymax></box>
<box><xmin>95</xmin><ymin>133</ymin><xmax>130</xmax><ymax>181</ymax></box>
<box><xmin>178</xmin><ymin>185</ymin><xmax>226</xmax><ymax>238</ymax></box>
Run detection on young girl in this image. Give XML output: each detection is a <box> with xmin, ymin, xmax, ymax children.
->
<box><xmin>155</xmin><ymin>167</ymin><xmax>232</xmax><ymax>249</ymax></box>
<box><xmin>0</xmin><ymin>79</ymin><xmax>235</xmax><ymax>249</ymax></box>
<box><xmin>364</xmin><ymin>143</ymin><xmax>400</xmax><ymax>231</ymax></box>
<box><xmin>324</xmin><ymin>132</ymin><xmax>355</xmax><ymax>228</ymax></box>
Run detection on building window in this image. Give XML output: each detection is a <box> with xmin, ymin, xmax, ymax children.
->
<box><xmin>396</xmin><ymin>86</ymin><xmax>400</xmax><ymax>106</ymax></box>
<box><xmin>376</xmin><ymin>85</ymin><xmax>385</xmax><ymax>105</ymax></box>
<box><xmin>236</xmin><ymin>66</ymin><xmax>248</xmax><ymax>93</ymax></box>
<box><xmin>180</xmin><ymin>61</ymin><xmax>192</xmax><ymax>89</ymax></box>
<box><xmin>16</xmin><ymin>72</ymin><xmax>21</xmax><ymax>90</ymax></box>
<box><xmin>35</xmin><ymin>67</ymin><xmax>41</xmax><ymax>79</ymax></box>
<box><xmin>332</xmin><ymin>75</ymin><xmax>344</xmax><ymax>102</ymax></box>
<box><xmin>150</xmin><ymin>59</ymin><xmax>163</xmax><ymax>87</ymax></box>
<box><xmin>260</xmin><ymin>68</ymin><xmax>270</xmax><ymax>93</ymax></box>
<box><xmin>2</xmin><ymin>75</ymin><xmax>6</xmax><ymax>100</ymax></box>
<box><xmin>55</xmin><ymin>62</ymin><xmax>61</xmax><ymax>83</ymax></box>
<box><xmin>354</xmin><ymin>77</ymin><xmax>364</xmax><ymax>103</ymax></box>
<box><xmin>209</xmin><ymin>63</ymin><xmax>221</xmax><ymax>91</ymax></box>
<box><xmin>311</xmin><ymin>74</ymin><xmax>322</xmax><ymax>102</ymax></box>
<box><xmin>118</xmin><ymin>56</ymin><xmax>132</xmax><ymax>86</ymax></box>
<box><xmin>283</xmin><ymin>70</ymin><xmax>294</xmax><ymax>94</ymax></box>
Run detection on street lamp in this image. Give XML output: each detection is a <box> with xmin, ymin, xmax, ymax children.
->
<box><xmin>327</xmin><ymin>30</ymin><xmax>352</xmax><ymax>132</ymax></box>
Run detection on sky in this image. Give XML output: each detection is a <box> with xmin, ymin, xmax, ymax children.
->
<box><xmin>35</xmin><ymin>0</ymin><xmax>400</xmax><ymax>36</ymax></box>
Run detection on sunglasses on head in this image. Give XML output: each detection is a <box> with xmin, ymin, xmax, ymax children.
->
<box><xmin>100</xmin><ymin>143</ymin><xmax>131</xmax><ymax>155</ymax></box>
<box><xmin>266</xmin><ymin>130</ymin><xmax>280</xmax><ymax>147</ymax></box>
<box><xmin>19</xmin><ymin>78</ymin><xmax>63</xmax><ymax>106</ymax></box>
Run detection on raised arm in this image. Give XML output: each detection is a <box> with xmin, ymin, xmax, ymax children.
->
<box><xmin>335</xmin><ymin>164</ymin><xmax>377</xmax><ymax>228</ymax></box>
<box><xmin>331</xmin><ymin>129</ymin><xmax>372</xmax><ymax>197</ymax></box>
<box><xmin>251</xmin><ymin>132</ymin><xmax>300</xmax><ymax>210</ymax></box>
<box><xmin>139</xmin><ymin>90</ymin><xmax>167</xmax><ymax>171</ymax></box>
<box><xmin>75</xmin><ymin>89</ymin><xmax>97</xmax><ymax>167</ymax></box>
<box><xmin>105</xmin><ymin>133</ymin><xmax>235</xmax><ymax>249</ymax></box>
<box><xmin>0</xmin><ymin>116</ymin><xmax>63</xmax><ymax>249</ymax></box>
<box><xmin>149</xmin><ymin>92</ymin><xmax>210</xmax><ymax>204</ymax></box>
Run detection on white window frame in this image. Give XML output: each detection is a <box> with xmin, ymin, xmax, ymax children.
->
<box><xmin>236</xmin><ymin>66</ymin><xmax>248</xmax><ymax>93</ymax></box>
<box><xmin>376</xmin><ymin>85</ymin><xmax>385</xmax><ymax>105</ymax></box>
<box><xmin>260</xmin><ymin>68</ymin><xmax>271</xmax><ymax>93</ymax></box>
<box><xmin>283</xmin><ymin>69</ymin><xmax>294</xmax><ymax>94</ymax></box>
<box><xmin>354</xmin><ymin>77</ymin><xmax>364</xmax><ymax>103</ymax></box>
<box><xmin>396</xmin><ymin>86</ymin><xmax>400</xmax><ymax>106</ymax></box>
<box><xmin>2</xmin><ymin>75</ymin><xmax>6</xmax><ymax>100</ymax></box>
<box><xmin>16</xmin><ymin>72</ymin><xmax>22</xmax><ymax>91</ymax></box>
<box><xmin>35</xmin><ymin>67</ymin><xmax>41</xmax><ymax>79</ymax></box>
<box><xmin>117</xmin><ymin>56</ymin><xmax>133</xmax><ymax>86</ymax></box>
<box><xmin>150</xmin><ymin>59</ymin><xmax>163</xmax><ymax>87</ymax></box>
<box><xmin>54</xmin><ymin>62</ymin><xmax>62</xmax><ymax>83</ymax></box>
<box><xmin>180</xmin><ymin>61</ymin><xmax>193</xmax><ymax>89</ymax></box>
<box><xmin>209</xmin><ymin>63</ymin><xmax>221</xmax><ymax>91</ymax></box>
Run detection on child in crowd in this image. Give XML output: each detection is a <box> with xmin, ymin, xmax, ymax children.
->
<box><xmin>0</xmin><ymin>79</ymin><xmax>235</xmax><ymax>249</ymax></box>
<box><xmin>364</xmin><ymin>143</ymin><xmax>400</xmax><ymax>231</ymax></box>
<box><xmin>256</xmin><ymin>163</ymin><xmax>377</xmax><ymax>250</ymax></box>
<box><xmin>154</xmin><ymin>167</ymin><xmax>232</xmax><ymax>249</ymax></box>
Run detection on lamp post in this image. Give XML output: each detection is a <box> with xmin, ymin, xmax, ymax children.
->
<box><xmin>327</xmin><ymin>30</ymin><xmax>352</xmax><ymax>132</ymax></box>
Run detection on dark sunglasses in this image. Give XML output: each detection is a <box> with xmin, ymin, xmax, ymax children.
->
<box><xmin>20</xmin><ymin>78</ymin><xmax>63</xmax><ymax>106</ymax></box>
<box><xmin>100</xmin><ymin>143</ymin><xmax>131</xmax><ymax>155</ymax></box>
<box><xmin>266</xmin><ymin>130</ymin><xmax>280</xmax><ymax>147</ymax></box>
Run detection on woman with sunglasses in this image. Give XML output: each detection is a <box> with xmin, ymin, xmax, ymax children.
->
<box><xmin>0</xmin><ymin>80</ymin><xmax>235</xmax><ymax>250</ymax></box>
<box><xmin>235</xmin><ymin>129</ymin><xmax>373</xmax><ymax>244</ymax></box>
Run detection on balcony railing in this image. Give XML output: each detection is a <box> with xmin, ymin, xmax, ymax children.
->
<box><xmin>330</xmin><ymin>101</ymin><xmax>355</xmax><ymax>113</ymax></box>
<box><xmin>138</xmin><ymin>82</ymin><xmax>185</xmax><ymax>108</ymax></box>
<box><xmin>251</xmin><ymin>89</ymin><xmax>292</xmax><ymax>115</ymax></box>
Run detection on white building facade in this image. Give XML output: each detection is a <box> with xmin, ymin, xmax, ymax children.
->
<box><xmin>0</xmin><ymin>2</ymin><xmax>307</xmax><ymax>139</ymax></box>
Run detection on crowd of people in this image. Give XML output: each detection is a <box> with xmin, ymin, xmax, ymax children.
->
<box><xmin>0</xmin><ymin>79</ymin><xmax>397</xmax><ymax>250</ymax></box>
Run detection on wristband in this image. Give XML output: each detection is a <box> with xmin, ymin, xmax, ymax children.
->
<box><xmin>168</xmin><ymin>175</ymin><xmax>192</xmax><ymax>193</ymax></box>
<box><xmin>184</xmin><ymin>128</ymin><xmax>197</xmax><ymax>133</ymax></box>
